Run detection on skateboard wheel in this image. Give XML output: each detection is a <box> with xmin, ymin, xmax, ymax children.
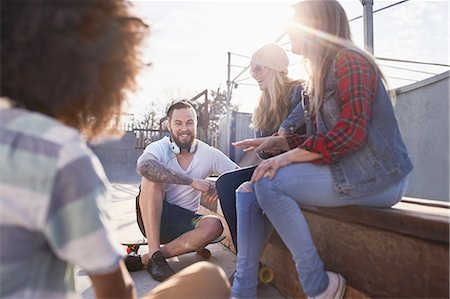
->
<box><xmin>259</xmin><ymin>266</ymin><xmax>274</xmax><ymax>284</ymax></box>
<box><xmin>196</xmin><ymin>248</ymin><xmax>211</xmax><ymax>259</ymax></box>
<box><xmin>127</xmin><ymin>244</ymin><xmax>140</xmax><ymax>254</ymax></box>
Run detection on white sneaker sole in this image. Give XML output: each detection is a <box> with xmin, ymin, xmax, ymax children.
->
<box><xmin>333</xmin><ymin>274</ymin><xmax>346</xmax><ymax>299</ymax></box>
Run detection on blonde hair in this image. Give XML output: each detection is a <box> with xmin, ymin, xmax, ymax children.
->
<box><xmin>252</xmin><ymin>69</ymin><xmax>301</xmax><ymax>134</ymax></box>
<box><xmin>291</xmin><ymin>0</ymin><xmax>393</xmax><ymax>114</ymax></box>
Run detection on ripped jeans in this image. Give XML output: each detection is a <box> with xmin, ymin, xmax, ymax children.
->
<box><xmin>231</xmin><ymin>163</ymin><xmax>409</xmax><ymax>298</ymax></box>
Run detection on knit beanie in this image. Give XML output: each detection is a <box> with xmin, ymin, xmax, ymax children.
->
<box><xmin>250</xmin><ymin>43</ymin><xmax>289</xmax><ymax>74</ymax></box>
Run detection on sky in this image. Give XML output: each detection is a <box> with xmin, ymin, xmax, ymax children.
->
<box><xmin>126</xmin><ymin>0</ymin><xmax>449</xmax><ymax>120</ymax></box>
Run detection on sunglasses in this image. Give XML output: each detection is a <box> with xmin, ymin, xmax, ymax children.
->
<box><xmin>250</xmin><ymin>64</ymin><xmax>266</xmax><ymax>75</ymax></box>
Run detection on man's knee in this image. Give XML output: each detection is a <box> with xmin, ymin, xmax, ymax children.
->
<box><xmin>209</xmin><ymin>217</ymin><xmax>224</xmax><ymax>237</ymax></box>
<box><xmin>236</xmin><ymin>181</ymin><xmax>253</xmax><ymax>193</ymax></box>
<box><xmin>198</xmin><ymin>216</ymin><xmax>223</xmax><ymax>239</ymax></box>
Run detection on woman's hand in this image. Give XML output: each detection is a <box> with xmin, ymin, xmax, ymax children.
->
<box><xmin>251</xmin><ymin>151</ymin><xmax>293</xmax><ymax>182</ymax></box>
<box><xmin>232</xmin><ymin>137</ymin><xmax>267</xmax><ymax>152</ymax></box>
<box><xmin>277</xmin><ymin>127</ymin><xmax>289</xmax><ymax>137</ymax></box>
<box><xmin>233</xmin><ymin>136</ymin><xmax>289</xmax><ymax>154</ymax></box>
<box><xmin>251</xmin><ymin>148</ymin><xmax>324</xmax><ymax>182</ymax></box>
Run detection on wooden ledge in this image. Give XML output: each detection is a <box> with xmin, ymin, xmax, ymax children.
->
<box><xmin>263</xmin><ymin>197</ymin><xmax>449</xmax><ymax>298</ymax></box>
<box><xmin>301</xmin><ymin>197</ymin><xmax>449</xmax><ymax>244</ymax></box>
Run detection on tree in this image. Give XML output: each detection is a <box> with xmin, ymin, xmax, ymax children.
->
<box><xmin>192</xmin><ymin>88</ymin><xmax>239</xmax><ymax>145</ymax></box>
<box><xmin>132</xmin><ymin>100</ymin><xmax>166</xmax><ymax>148</ymax></box>
<box><xmin>208</xmin><ymin>88</ymin><xmax>238</xmax><ymax>133</ymax></box>
<box><xmin>133</xmin><ymin>100</ymin><xmax>164</xmax><ymax>130</ymax></box>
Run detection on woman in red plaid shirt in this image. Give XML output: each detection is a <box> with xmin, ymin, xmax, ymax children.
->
<box><xmin>230</xmin><ymin>1</ymin><xmax>413</xmax><ymax>298</ymax></box>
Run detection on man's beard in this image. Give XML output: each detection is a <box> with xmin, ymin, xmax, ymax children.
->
<box><xmin>172</xmin><ymin>133</ymin><xmax>195</xmax><ymax>150</ymax></box>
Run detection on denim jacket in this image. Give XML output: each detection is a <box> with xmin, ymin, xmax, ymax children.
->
<box><xmin>255</xmin><ymin>84</ymin><xmax>306</xmax><ymax>137</ymax></box>
<box><xmin>280</xmin><ymin>84</ymin><xmax>306</xmax><ymax>135</ymax></box>
<box><xmin>315</xmin><ymin>54</ymin><xmax>413</xmax><ymax>199</ymax></box>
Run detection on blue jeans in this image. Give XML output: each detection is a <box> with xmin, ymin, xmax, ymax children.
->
<box><xmin>231</xmin><ymin>163</ymin><xmax>409</xmax><ymax>298</ymax></box>
<box><xmin>216</xmin><ymin>166</ymin><xmax>256</xmax><ymax>251</ymax></box>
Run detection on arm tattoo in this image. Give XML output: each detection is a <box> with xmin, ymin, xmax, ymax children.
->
<box><xmin>139</xmin><ymin>159</ymin><xmax>193</xmax><ymax>185</ymax></box>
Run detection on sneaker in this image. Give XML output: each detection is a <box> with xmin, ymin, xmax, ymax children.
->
<box><xmin>124</xmin><ymin>254</ymin><xmax>144</xmax><ymax>272</ymax></box>
<box><xmin>308</xmin><ymin>271</ymin><xmax>346</xmax><ymax>299</ymax></box>
<box><xmin>147</xmin><ymin>251</ymin><xmax>175</xmax><ymax>281</ymax></box>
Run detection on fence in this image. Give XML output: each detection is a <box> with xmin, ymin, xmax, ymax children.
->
<box><xmin>133</xmin><ymin>129</ymin><xmax>167</xmax><ymax>149</ymax></box>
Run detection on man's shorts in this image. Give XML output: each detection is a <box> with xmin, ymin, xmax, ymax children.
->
<box><xmin>135</xmin><ymin>186</ymin><xmax>202</xmax><ymax>244</ymax></box>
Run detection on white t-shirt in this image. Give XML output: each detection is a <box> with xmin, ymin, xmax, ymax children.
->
<box><xmin>138</xmin><ymin>136</ymin><xmax>238</xmax><ymax>212</ymax></box>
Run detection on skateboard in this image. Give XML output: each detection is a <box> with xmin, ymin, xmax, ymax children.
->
<box><xmin>121</xmin><ymin>235</ymin><xmax>226</xmax><ymax>259</ymax></box>
<box><xmin>121</xmin><ymin>238</ymin><xmax>147</xmax><ymax>255</ymax></box>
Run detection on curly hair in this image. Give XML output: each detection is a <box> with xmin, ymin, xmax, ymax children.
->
<box><xmin>1</xmin><ymin>0</ymin><xmax>149</xmax><ymax>139</ymax></box>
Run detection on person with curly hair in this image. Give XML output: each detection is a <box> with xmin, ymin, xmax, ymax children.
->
<box><xmin>0</xmin><ymin>1</ymin><xmax>230</xmax><ymax>298</ymax></box>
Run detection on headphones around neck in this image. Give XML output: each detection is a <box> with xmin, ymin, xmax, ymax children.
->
<box><xmin>170</xmin><ymin>137</ymin><xmax>196</xmax><ymax>154</ymax></box>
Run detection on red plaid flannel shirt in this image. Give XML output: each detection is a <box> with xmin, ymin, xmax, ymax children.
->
<box><xmin>286</xmin><ymin>50</ymin><xmax>377</xmax><ymax>164</ymax></box>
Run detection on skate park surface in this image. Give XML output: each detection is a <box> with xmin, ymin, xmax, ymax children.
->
<box><xmin>74</xmin><ymin>182</ymin><xmax>284</xmax><ymax>298</ymax></box>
